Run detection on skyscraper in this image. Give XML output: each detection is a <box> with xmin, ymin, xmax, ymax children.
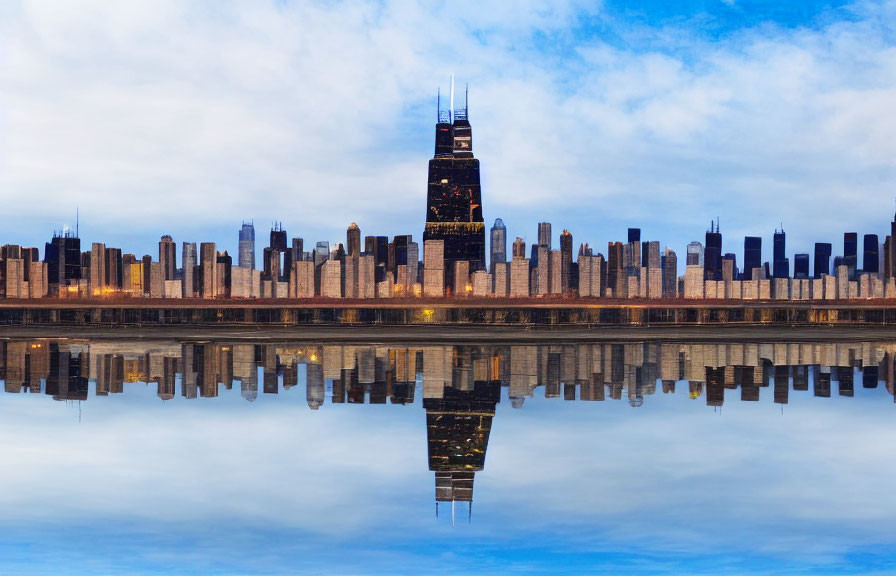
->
<box><xmin>238</xmin><ymin>221</ymin><xmax>255</xmax><ymax>269</ymax></box>
<box><xmin>44</xmin><ymin>230</ymin><xmax>81</xmax><ymax>289</ymax></box>
<box><xmin>182</xmin><ymin>242</ymin><xmax>196</xmax><ymax>298</ymax></box>
<box><xmin>512</xmin><ymin>237</ymin><xmax>526</xmax><ymax>259</ymax></box>
<box><xmin>814</xmin><ymin>242</ymin><xmax>831</xmax><ymax>278</ymax></box>
<box><xmin>489</xmin><ymin>218</ymin><xmax>506</xmax><ymax>274</ymax></box>
<box><xmin>844</xmin><ymin>232</ymin><xmax>858</xmax><ymax>278</ymax></box>
<box><xmin>537</xmin><ymin>222</ymin><xmax>552</xmax><ymax>250</ymax></box>
<box><xmin>560</xmin><ymin>229</ymin><xmax>573</xmax><ymax>294</ymax></box>
<box><xmin>863</xmin><ymin>234</ymin><xmax>879</xmax><ymax>274</ymax></box>
<box><xmin>661</xmin><ymin>247</ymin><xmax>677</xmax><ymax>298</ymax></box>
<box><xmin>346</xmin><ymin>223</ymin><xmax>361</xmax><ymax>257</ymax></box>
<box><xmin>423</xmin><ymin>84</ymin><xmax>485</xmax><ymax>277</ymax></box>
<box><xmin>686</xmin><ymin>242</ymin><xmax>703</xmax><ymax>267</ymax></box>
<box><xmin>704</xmin><ymin>222</ymin><xmax>722</xmax><ymax>281</ymax></box>
<box><xmin>744</xmin><ymin>236</ymin><xmax>762</xmax><ymax>280</ymax></box>
<box><xmin>773</xmin><ymin>228</ymin><xmax>788</xmax><ymax>278</ymax></box>
<box><xmin>159</xmin><ymin>235</ymin><xmax>176</xmax><ymax>281</ymax></box>
<box><xmin>794</xmin><ymin>253</ymin><xmax>809</xmax><ymax>278</ymax></box>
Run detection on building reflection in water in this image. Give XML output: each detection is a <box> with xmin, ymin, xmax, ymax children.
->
<box><xmin>2</xmin><ymin>339</ymin><xmax>896</xmax><ymax>511</ymax></box>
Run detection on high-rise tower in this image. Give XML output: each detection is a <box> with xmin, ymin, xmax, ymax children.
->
<box><xmin>238</xmin><ymin>222</ymin><xmax>255</xmax><ymax>270</ymax></box>
<box><xmin>489</xmin><ymin>218</ymin><xmax>506</xmax><ymax>274</ymax></box>
<box><xmin>423</xmin><ymin>81</ymin><xmax>485</xmax><ymax>277</ymax></box>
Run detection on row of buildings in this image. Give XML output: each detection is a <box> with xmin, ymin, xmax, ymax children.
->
<box><xmin>3</xmin><ymin>217</ymin><xmax>896</xmax><ymax>301</ymax></box>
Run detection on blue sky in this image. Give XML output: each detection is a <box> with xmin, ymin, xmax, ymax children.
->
<box><xmin>2</xmin><ymin>1</ymin><xmax>896</xmax><ymax>269</ymax></box>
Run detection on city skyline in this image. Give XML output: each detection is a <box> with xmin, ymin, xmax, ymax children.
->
<box><xmin>5</xmin><ymin>97</ymin><xmax>896</xmax><ymax>302</ymax></box>
<box><xmin>4</xmin><ymin>1</ymin><xmax>896</xmax><ymax>266</ymax></box>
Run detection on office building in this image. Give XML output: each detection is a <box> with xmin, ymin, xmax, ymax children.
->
<box><xmin>238</xmin><ymin>221</ymin><xmax>255</xmax><ymax>269</ymax></box>
<box><xmin>490</xmin><ymin>218</ymin><xmax>506</xmax><ymax>274</ymax></box>
<box><xmin>704</xmin><ymin>222</ymin><xmax>722</xmax><ymax>281</ymax></box>
<box><xmin>686</xmin><ymin>241</ymin><xmax>703</xmax><ymax>267</ymax></box>
<box><xmin>844</xmin><ymin>232</ymin><xmax>858</xmax><ymax>279</ymax></box>
<box><xmin>537</xmin><ymin>222</ymin><xmax>551</xmax><ymax>249</ymax></box>
<box><xmin>864</xmin><ymin>234</ymin><xmax>879</xmax><ymax>274</ymax></box>
<box><xmin>744</xmin><ymin>236</ymin><xmax>762</xmax><ymax>280</ymax></box>
<box><xmin>773</xmin><ymin>228</ymin><xmax>788</xmax><ymax>278</ymax></box>
<box><xmin>794</xmin><ymin>253</ymin><xmax>810</xmax><ymax>278</ymax></box>
<box><xmin>814</xmin><ymin>242</ymin><xmax>831</xmax><ymax>278</ymax></box>
<box><xmin>159</xmin><ymin>235</ymin><xmax>176</xmax><ymax>281</ymax></box>
<box><xmin>346</xmin><ymin>223</ymin><xmax>361</xmax><ymax>257</ymax></box>
<box><xmin>423</xmin><ymin>85</ymin><xmax>486</xmax><ymax>277</ymax></box>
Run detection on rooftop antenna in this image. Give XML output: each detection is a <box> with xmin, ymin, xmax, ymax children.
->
<box><xmin>437</xmin><ymin>87</ymin><xmax>440</xmax><ymax>121</ymax></box>
<box><xmin>450</xmin><ymin>73</ymin><xmax>455</xmax><ymax>123</ymax></box>
<box><xmin>465</xmin><ymin>83</ymin><xmax>469</xmax><ymax>118</ymax></box>
<box><xmin>76</xmin><ymin>206</ymin><xmax>79</xmax><ymax>238</ymax></box>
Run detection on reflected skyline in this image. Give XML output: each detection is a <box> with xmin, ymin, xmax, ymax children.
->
<box><xmin>4</xmin><ymin>338</ymin><xmax>895</xmax><ymax>407</ymax></box>
<box><xmin>3</xmin><ymin>337</ymin><xmax>896</xmax><ymax>513</ymax></box>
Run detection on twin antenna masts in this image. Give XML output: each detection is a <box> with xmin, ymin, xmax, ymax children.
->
<box><xmin>437</xmin><ymin>74</ymin><xmax>468</xmax><ymax>124</ymax></box>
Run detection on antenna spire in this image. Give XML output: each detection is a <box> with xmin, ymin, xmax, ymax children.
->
<box><xmin>449</xmin><ymin>74</ymin><xmax>455</xmax><ymax>123</ymax></box>
<box><xmin>76</xmin><ymin>206</ymin><xmax>79</xmax><ymax>238</ymax></box>
<box><xmin>465</xmin><ymin>83</ymin><xmax>469</xmax><ymax>118</ymax></box>
<box><xmin>437</xmin><ymin>87</ymin><xmax>440</xmax><ymax>121</ymax></box>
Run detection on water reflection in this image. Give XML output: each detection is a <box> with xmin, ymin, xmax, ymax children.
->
<box><xmin>2</xmin><ymin>338</ymin><xmax>895</xmax><ymax>514</ymax></box>
<box><xmin>3</xmin><ymin>339</ymin><xmax>893</xmax><ymax>406</ymax></box>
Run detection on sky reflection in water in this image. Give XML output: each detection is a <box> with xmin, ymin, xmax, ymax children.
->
<box><xmin>0</xmin><ymin>338</ymin><xmax>895</xmax><ymax>575</ymax></box>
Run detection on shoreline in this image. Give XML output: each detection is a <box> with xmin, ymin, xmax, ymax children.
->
<box><xmin>2</xmin><ymin>324</ymin><xmax>896</xmax><ymax>343</ymax></box>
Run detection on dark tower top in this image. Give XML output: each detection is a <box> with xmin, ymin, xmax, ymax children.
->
<box><xmin>423</xmin><ymin>84</ymin><xmax>486</xmax><ymax>272</ymax></box>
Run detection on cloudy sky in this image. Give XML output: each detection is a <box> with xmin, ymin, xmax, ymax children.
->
<box><xmin>1</xmin><ymin>355</ymin><xmax>896</xmax><ymax>575</ymax></box>
<box><xmin>3</xmin><ymin>0</ymin><xmax>896</xmax><ymax>267</ymax></box>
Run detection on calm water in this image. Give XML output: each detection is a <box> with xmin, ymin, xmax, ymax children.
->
<box><xmin>1</xmin><ymin>338</ymin><xmax>895</xmax><ymax>575</ymax></box>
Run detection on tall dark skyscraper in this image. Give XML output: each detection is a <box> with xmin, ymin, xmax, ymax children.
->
<box><xmin>45</xmin><ymin>231</ymin><xmax>81</xmax><ymax>287</ymax></box>
<box><xmin>269</xmin><ymin>223</ymin><xmax>287</xmax><ymax>253</ymax></box>
<box><xmin>264</xmin><ymin>223</ymin><xmax>287</xmax><ymax>281</ymax></box>
<box><xmin>794</xmin><ymin>253</ymin><xmax>809</xmax><ymax>278</ymax></box>
<box><xmin>423</xmin><ymin>85</ymin><xmax>485</xmax><ymax>275</ymax></box>
<box><xmin>844</xmin><ymin>232</ymin><xmax>858</xmax><ymax>278</ymax></box>
<box><xmin>744</xmin><ymin>236</ymin><xmax>761</xmax><ymax>280</ymax></box>
<box><xmin>661</xmin><ymin>247</ymin><xmax>677</xmax><ymax>298</ymax></box>
<box><xmin>863</xmin><ymin>234</ymin><xmax>879</xmax><ymax>274</ymax></box>
<box><xmin>704</xmin><ymin>222</ymin><xmax>721</xmax><ymax>281</ymax></box>
<box><xmin>560</xmin><ymin>229</ymin><xmax>573</xmax><ymax>293</ymax></box>
<box><xmin>159</xmin><ymin>235</ymin><xmax>176</xmax><ymax>280</ymax></box>
<box><xmin>814</xmin><ymin>242</ymin><xmax>831</xmax><ymax>278</ymax></box>
<box><xmin>346</xmin><ymin>223</ymin><xmax>361</xmax><ymax>257</ymax></box>
<box><xmin>489</xmin><ymin>218</ymin><xmax>506</xmax><ymax>273</ymax></box>
<box><xmin>773</xmin><ymin>228</ymin><xmax>788</xmax><ymax>278</ymax></box>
